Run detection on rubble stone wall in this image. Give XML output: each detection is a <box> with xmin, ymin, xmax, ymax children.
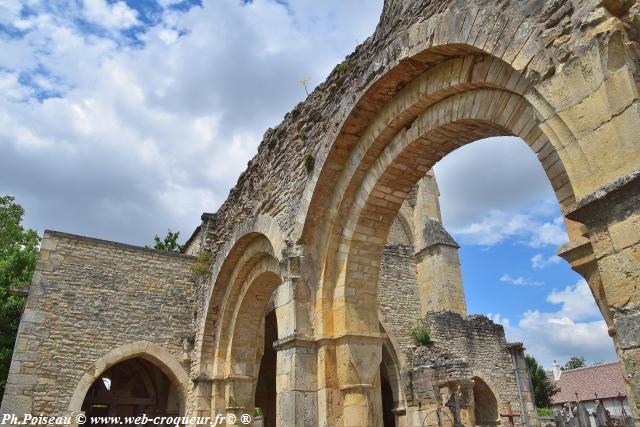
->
<box><xmin>0</xmin><ymin>231</ymin><xmax>196</xmax><ymax>416</ymax></box>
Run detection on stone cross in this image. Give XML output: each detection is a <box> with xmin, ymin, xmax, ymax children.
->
<box><xmin>500</xmin><ymin>401</ymin><xmax>521</xmax><ymax>427</ymax></box>
<box><xmin>445</xmin><ymin>386</ymin><xmax>465</xmax><ymax>427</ymax></box>
<box><xmin>593</xmin><ymin>400</ymin><xmax>610</xmax><ymax>427</ymax></box>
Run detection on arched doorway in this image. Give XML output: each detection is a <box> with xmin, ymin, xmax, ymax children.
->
<box><xmin>81</xmin><ymin>357</ymin><xmax>181</xmax><ymax>423</ymax></box>
<box><xmin>472</xmin><ymin>377</ymin><xmax>499</xmax><ymax>427</ymax></box>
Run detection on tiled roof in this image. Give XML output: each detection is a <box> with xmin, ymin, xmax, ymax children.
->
<box><xmin>549</xmin><ymin>363</ymin><xmax>627</xmax><ymax>404</ymax></box>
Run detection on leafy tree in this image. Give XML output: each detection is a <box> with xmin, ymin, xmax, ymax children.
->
<box><xmin>562</xmin><ymin>356</ymin><xmax>586</xmax><ymax>371</ymax></box>
<box><xmin>0</xmin><ymin>196</ymin><xmax>40</xmax><ymax>399</ymax></box>
<box><xmin>526</xmin><ymin>355</ymin><xmax>560</xmax><ymax>408</ymax></box>
<box><xmin>150</xmin><ymin>229</ymin><xmax>183</xmax><ymax>252</ymax></box>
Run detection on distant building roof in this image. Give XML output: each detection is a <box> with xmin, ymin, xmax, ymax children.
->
<box><xmin>549</xmin><ymin>363</ymin><xmax>627</xmax><ymax>404</ymax></box>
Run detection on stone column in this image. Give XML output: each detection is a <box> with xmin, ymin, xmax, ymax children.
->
<box><xmin>560</xmin><ymin>173</ymin><xmax>640</xmax><ymax>421</ymax></box>
<box><xmin>414</xmin><ymin>218</ymin><xmax>467</xmax><ymax>316</ymax></box>
<box><xmin>412</xmin><ymin>173</ymin><xmax>467</xmax><ymax>316</ymax></box>
<box><xmin>273</xmin><ymin>335</ymin><xmax>317</xmax><ymax>426</ymax></box>
<box><xmin>191</xmin><ymin>376</ymin><xmax>213</xmax><ymax>419</ymax></box>
<box><xmin>210</xmin><ymin>378</ymin><xmax>226</xmax><ymax>421</ymax></box>
<box><xmin>335</xmin><ymin>335</ymin><xmax>384</xmax><ymax>426</ymax></box>
<box><xmin>225</xmin><ymin>376</ymin><xmax>256</xmax><ymax>424</ymax></box>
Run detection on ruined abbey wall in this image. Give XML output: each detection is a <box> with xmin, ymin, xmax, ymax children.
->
<box><xmin>2</xmin><ymin>0</ymin><xmax>640</xmax><ymax>424</ymax></box>
<box><xmin>1</xmin><ymin>231</ymin><xmax>195</xmax><ymax>416</ymax></box>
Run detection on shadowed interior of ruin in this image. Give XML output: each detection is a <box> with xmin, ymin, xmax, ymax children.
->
<box><xmin>255</xmin><ymin>309</ymin><xmax>278</xmax><ymax>427</ymax></box>
<box><xmin>81</xmin><ymin>358</ymin><xmax>180</xmax><ymax>423</ymax></box>
<box><xmin>473</xmin><ymin>377</ymin><xmax>499</xmax><ymax>427</ymax></box>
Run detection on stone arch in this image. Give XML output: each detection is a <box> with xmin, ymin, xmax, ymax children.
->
<box><xmin>300</xmin><ymin>53</ymin><xmax>582</xmax><ymax>339</ymax></box>
<box><xmin>68</xmin><ymin>341</ymin><xmax>189</xmax><ymax>418</ymax></box>
<box><xmin>472</xmin><ymin>376</ymin><xmax>500</xmax><ymax>427</ymax></box>
<box><xmin>295</xmin><ymin>9</ymin><xmax>610</xmax><ymax>420</ymax></box>
<box><xmin>294</xmin><ymin>6</ymin><xmax>587</xmax><ymax>246</ymax></box>
<box><xmin>193</xmin><ymin>215</ymin><xmax>286</xmax><ymax>378</ymax></box>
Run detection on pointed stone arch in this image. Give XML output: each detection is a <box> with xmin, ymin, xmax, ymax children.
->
<box><xmin>67</xmin><ymin>341</ymin><xmax>189</xmax><ymax>420</ymax></box>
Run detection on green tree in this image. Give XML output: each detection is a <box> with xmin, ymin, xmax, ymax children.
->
<box><xmin>150</xmin><ymin>229</ymin><xmax>183</xmax><ymax>252</ymax></box>
<box><xmin>526</xmin><ymin>354</ymin><xmax>560</xmax><ymax>408</ymax></box>
<box><xmin>0</xmin><ymin>196</ymin><xmax>40</xmax><ymax>399</ymax></box>
<box><xmin>562</xmin><ymin>356</ymin><xmax>586</xmax><ymax>371</ymax></box>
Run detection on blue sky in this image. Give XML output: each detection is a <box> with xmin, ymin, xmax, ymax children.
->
<box><xmin>0</xmin><ymin>0</ymin><xmax>616</xmax><ymax>367</ymax></box>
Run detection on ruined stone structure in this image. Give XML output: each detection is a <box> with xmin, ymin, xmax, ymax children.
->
<box><xmin>2</xmin><ymin>0</ymin><xmax>640</xmax><ymax>425</ymax></box>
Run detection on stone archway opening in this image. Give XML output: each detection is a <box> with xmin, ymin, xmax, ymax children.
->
<box><xmin>380</xmin><ymin>362</ymin><xmax>396</xmax><ymax>427</ymax></box>
<box><xmin>302</xmin><ymin>48</ymin><xmax>587</xmax><ymax>426</ymax></box>
<box><xmin>472</xmin><ymin>377</ymin><xmax>499</xmax><ymax>427</ymax></box>
<box><xmin>254</xmin><ymin>307</ymin><xmax>278</xmax><ymax>427</ymax></box>
<box><xmin>81</xmin><ymin>357</ymin><xmax>181</xmax><ymax>422</ymax></box>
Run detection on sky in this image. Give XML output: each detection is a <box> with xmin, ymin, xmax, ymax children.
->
<box><xmin>0</xmin><ymin>0</ymin><xmax>616</xmax><ymax>368</ymax></box>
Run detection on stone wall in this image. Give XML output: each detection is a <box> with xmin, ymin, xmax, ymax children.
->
<box><xmin>377</xmin><ymin>242</ymin><xmax>422</xmax><ymax>366</ymax></box>
<box><xmin>0</xmin><ymin>231</ymin><xmax>195</xmax><ymax>416</ymax></box>
<box><xmin>407</xmin><ymin>312</ymin><xmax>538</xmax><ymax>427</ymax></box>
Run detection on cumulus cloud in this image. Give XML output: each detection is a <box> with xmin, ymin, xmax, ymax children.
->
<box><xmin>452</xmin><ymin>207</ymin><xmax>568</xmax><ymax>248</ymax></box>
<box><xmin>499</xmin><ymin>274</ymin><xmax>544</xmax><ymax>287</ymax></box>
<box><xmin>0</xmin><ymin>0</ymin><xmax>383</xmax><ymax>245</ymax></box>
<box><xmin>435</xmin><ymin>137</ymin><xmax>558</xmax><ymax>231</ymax></box>
<box><xmin>82</xmin><ymin>0</ymin><xmax>140</xmax><ymax>30</ymax></box>
<box><xmin>531</xmin><ymin>253</ymin><xmax>562</xmax><ymax>269</ymax></box>
<box><xmin>491</xmin><ymin>280</ymin><xmax>616</xmax><ymax>367</ymax></box>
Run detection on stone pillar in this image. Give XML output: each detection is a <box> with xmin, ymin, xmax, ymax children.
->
<box><xmin>210</xmin><ymin>378</ymin><xmax>226</xmax><ymax>420</ymax></box>
<box><xmin>225</xmin><ymin>377</ymin><xmax>256</xmax><ymax>423</ymax></box>
<box><xmin>414</xmin><ymin>218</ymin><xmax>467</xmax><ymax>316</ymax></box>
<box><xmin>414</xmin><ymin>171</ymin><xmax>442</xmax><ymax>223</ymax></box>
<box><xmin>317</xmin><ymin>339</ymin><xmax>338</xmax><ymax>426</ymax></box>
<box><xmin>560</xmin><ymin>173</ymin><xmax>640</xmax><ymax>421</ymax></box>
<box><xmin>412</xmin><ymin>173</ymin><xmax>467</xmax><ymax>316</ymax></box>
<box><xmin>191</xmin><ymin>376</ymin><xmax>213</xmax><ymax>419</ymax></box>
<box><xmin>335</xmin><ymin>335</ymin><xmax>384</xmax><ymax>426</ymax></box>
<box><xmin>274</xmin><ymin>335</ymin><xmax>317</xmax><ymax>426</ymax></box>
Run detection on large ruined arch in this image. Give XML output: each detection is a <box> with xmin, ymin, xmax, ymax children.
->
<box><xmin>296</xmin><ymin>5</ymin><xmax>637</xmax><ymax>423</ymax></box>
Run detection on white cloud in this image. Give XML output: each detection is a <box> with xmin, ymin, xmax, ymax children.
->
<box><xmin>435</xmin><ymin>137</ymin><xmax>559</xmax><ymax>231</ymax></box>
<box><xmin>0</xmin><ymin>0</ymin><xmax>383</xmax><ymax>245</ymax></box>
<box><xmin>531</xmin><ymin>253</ymin><xmax>562</xmax><ymax>269</ymax></box>
<box><xmin>492</xmin><ymin>280</ymin><xmax>616</xmax><ymax>367</ymax></box>
<box><xmin>500</xmin><ymin>273</ymin><xmax>544</xmax><ymax>287</ymax></box>
<box><xmin>453</xmin><ymin>207</ymin><xmax>569</xmax><ymax>248</ymax></box>
<box><xmin>82</xmin><ymin>0</ymin><xmax>140</xmax><ymax>30</ymax></box>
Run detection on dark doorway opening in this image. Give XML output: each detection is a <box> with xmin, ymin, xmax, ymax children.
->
<box><xmin>380</xmin><ymin>362</ymin><xmax>396</xmax><ymax>427</ymax></box>
<box><xmin>81</xmin><ymin>357</ymin><xmax>180</xmax><ymax>425</ymax></box>
<box><xmin>473</xmin><ymin>377</ymin><xmax>499</xmax><ymax>427</ymax></box>
<box><xmin>255</xmin><ymin>309</ymin><xmax>278</xmax><ymax>427</ymax></box>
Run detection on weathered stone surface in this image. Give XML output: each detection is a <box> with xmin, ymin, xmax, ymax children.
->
<box><xmin>3</xmin><ymin>0</ymin><xmax>640</xmax><ymax>424</ymax></box>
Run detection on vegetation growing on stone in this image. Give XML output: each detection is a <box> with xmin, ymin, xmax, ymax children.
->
<box><xmin>0</xmin><ymin>196</ymin><xmax>40</xmax><ymax>399</ymax></box>
<box><xmin>334</xmin><ymin>61</ymin><xmax>350</xmax><ymax>73</ymax></box>
<box><xmin>304</xmin><ymin>152</ymin><xmax>315</xmax><ymax>173</ymax></box>
<box><xmin>190</xmin><ymin>250</ymin><xmax>212</xmax><ymax>276</ymax></box>
<box><xmin>184</xmin><ymin>332</ymin><xmax>195</xmax><ymax>347</ymax></box>
<box><xmin>410</xmin><ymin>323</ymin><xmax>432</xmax><ymax>346</ymax></box>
